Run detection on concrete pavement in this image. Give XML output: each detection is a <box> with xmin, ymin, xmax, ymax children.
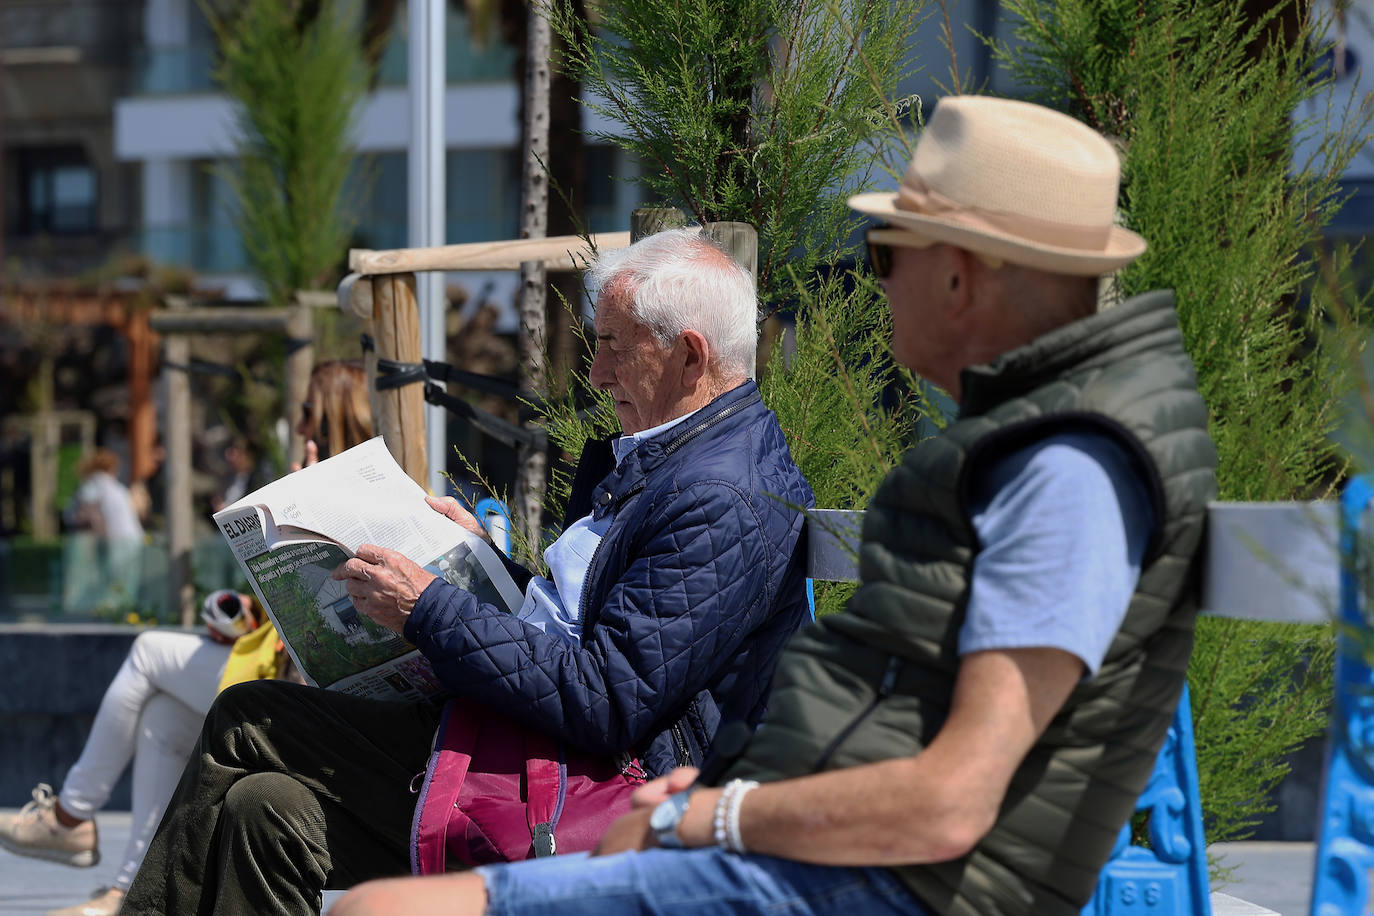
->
<box><xmin>0</xmin><ymin>810</ymin><xmax>1316</xmax><ymax>915</ymax></box>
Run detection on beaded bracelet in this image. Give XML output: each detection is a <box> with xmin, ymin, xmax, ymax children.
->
<box><xmin>726</xmin><ymin>779</ymin><xmax>759</xmax><ymax>853</ymax></box>
<box><xmin>712</xmin><ymin>779</ymin><xmax>760</xmax><ymax>854</ymax></box>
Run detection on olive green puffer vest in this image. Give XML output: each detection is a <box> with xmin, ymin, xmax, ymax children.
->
<box><xmin>716</xmin><ymin>291</ymin><xmax>1218</xmax><ymax>916</ymax></box>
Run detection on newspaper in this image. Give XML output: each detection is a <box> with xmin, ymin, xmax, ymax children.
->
<box><xmin>212</xmin><ymin>436</ymin><xmax>524</xmax><ymax>701</ymax></box>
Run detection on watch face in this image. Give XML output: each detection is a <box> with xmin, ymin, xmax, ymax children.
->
<box><xmin>651</xmin><ymin>791</ymin><xmax>690</xmax><ymax>846</ymax></box>
<box><xmin>650</xmin><ymin>795</ymin><xmax>683</xmax><ymax>831</ymax></box>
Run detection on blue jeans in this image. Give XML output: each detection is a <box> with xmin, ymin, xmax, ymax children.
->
<box><xmin>477</xmin><ymin>848</ymin><xmax>928</xmax><ymax>915</ymax></box>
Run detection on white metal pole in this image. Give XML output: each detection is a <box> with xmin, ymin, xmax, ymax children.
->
<box><xmin>409</xmin><ymin>0</ymin><xmax>447</xmax><ymax>496</ymax></box>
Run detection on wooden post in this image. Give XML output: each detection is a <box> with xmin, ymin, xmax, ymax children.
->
<box><xmin>702</xmin><ymin>221</ymin><xmax>758</xmax><ymax>281</ymax></box>
<box><xmin>285</xmin><ymin>301</ymin><xmax>314</xmax><ymax>471</ymax></box>
<box><xmin>163</xmin><ymin>296</ymin><xmax>196</xmax><ymax>625</ymax></box>
<box><xmin>630</xmin><ymin>207</ymin><xmax>686</xmax><ymax>242</ymax></box>
<box><xmin>125</xmin><ymin>307</ymin><xmax>158</xmax><ymax>483</ymax></box>
<box><xmin>369</xmin><ymin>273</ymin><xmax>429</xmax><ymax>487</ymax></box>
<box><xmin>702</xmin><ymin>221</ymin><xmax>760</xmax><ymax>376</ymax></box>
<box><xmin>29</xmin><ymin>354</ymin><xmax>58</xmax><ymax>541</ymax></box>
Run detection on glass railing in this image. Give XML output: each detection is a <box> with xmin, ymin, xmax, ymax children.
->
<box><xmin>132</xmin><ymin>33</ymin><xmax>516</xmax><ymax>97</ymax></box>
<box><xmin>376</xmin><ymin>31</ymin><xmax>517</xmax><ymax>86</ymax></box>
<box><xmin>138</xmin><ymin>224</ymin><xmax>251</xmax><ymax>274</ymax></box>
<box><xmin>0</xmin><ymin>533</ymin><xmax>246</xmax><ymax>624</ymax></box>
<box><xmin>134</xmin><ymin>45</ymin><xmax>219</xmax><ymax>95</ymax></box>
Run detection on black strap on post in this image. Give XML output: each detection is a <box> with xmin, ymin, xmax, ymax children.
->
<box><xmin>367</xmin><ymin>354</ymin><xmax>557</xmax><ymax>451</ymax></box>
<box><xmin>421</xmin><ymin>383</ymin><xmax>548</xmax><ymax>452</ymax></box>
<box><xmin>375</xmin><ymin>357</ymin><xmax>431</xmax><ymax>392</ymax></box>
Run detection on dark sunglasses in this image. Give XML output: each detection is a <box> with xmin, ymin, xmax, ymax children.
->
<box><xmin>866</xmin><ymin>229</ymin><xmax>894</xmax><ymax>279</ymax></box>
<box><xmin>865</xmin><ymin>225</ymin><xmax>932</xmax><ymax>279</ymax></box>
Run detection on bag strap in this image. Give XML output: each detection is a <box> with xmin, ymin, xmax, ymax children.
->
<box><xmin>411</xmin><ymin>701</ymin><xmax>480</xmax><ymax>875</ymax></box>
<box><xmin>522</xmin><ymin>728</ymin><xmax>565</xmax><ymax>857</ymax></box>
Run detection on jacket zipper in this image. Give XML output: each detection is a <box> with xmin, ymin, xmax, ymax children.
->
<box><xmin>663</xmin><ymin>399</ymin><xmax>752</xmax><ymax>456</ymax></box>
<box><xmin>812</xmin><ymin>655</ymin><xmax>903</xmax><ymax>773</ymax></box>
<box><xmin>671</xmin><ymin>720</ymin><xmax>693</xmax><ymax>767</ymax></box>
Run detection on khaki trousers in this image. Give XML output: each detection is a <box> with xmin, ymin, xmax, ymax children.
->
<box><xmin>122</xmin><ymin>680</ymin><xmax>442</xmax><ymax>916</ymax></box>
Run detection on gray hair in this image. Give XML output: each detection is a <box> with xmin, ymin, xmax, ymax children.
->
<box><xmin>586</xmin><ymin>228</ymin><xmax>758</xmax><ymax>377</ymax></box>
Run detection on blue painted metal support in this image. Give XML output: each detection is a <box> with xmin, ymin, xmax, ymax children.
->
<box><xmin>473</xmin><ymin>497</ymin><xmax>513</xmax><ymax>557</ymax></box>
<box><xmin>1083</xmin><ymin>684</ymin><xmax>1211</xmax><ymax>916</ymax></box>
<box><xmin>1311</xmin><ymin>474</ymin><xmax>1374</xmax><ymax>915</ymax></box>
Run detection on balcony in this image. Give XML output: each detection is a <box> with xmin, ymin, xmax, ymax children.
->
<box><xmin>133</xmin><ymin>28</ymin><xmax>516</xmax><ymax>97</ymax></box>
<box><xmin>138</xmin><ymin>223</ymin><xmax>250</xmax><ymax>275</ymax></box>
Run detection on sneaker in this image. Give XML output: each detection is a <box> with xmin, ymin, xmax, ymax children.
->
<box><xmin>0</xmin><ymin>783</ymin><xmax>99</xmax><ymax>867</ymax></box>
<box><xmin>46</xmin><ymin>886</ymin><xmax>124</xmax><ymax>916</ymax></box>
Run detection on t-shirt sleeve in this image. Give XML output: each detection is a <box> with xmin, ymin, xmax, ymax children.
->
<box><xmin>959</xmin><ymin>430</ymin><xmax>1156</xmax><ymax>678</ymax></box>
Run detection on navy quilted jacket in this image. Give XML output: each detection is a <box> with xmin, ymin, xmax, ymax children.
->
<box><xmin>403</xmin><ymin>381</ymin><xmax>814</xmax><ymax>776</ymax></box>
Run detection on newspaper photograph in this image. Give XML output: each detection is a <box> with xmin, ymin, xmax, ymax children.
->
<box><xmin>213</xmin><ymin>437</ymin><xmax>523</xmax><ymax>701</ymax></box>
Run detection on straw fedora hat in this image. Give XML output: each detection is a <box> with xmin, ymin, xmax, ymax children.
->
<box><xmin>848</xmin><ymin>96</ymin><xmax>1146</xmax><ymax>276</ymax></box>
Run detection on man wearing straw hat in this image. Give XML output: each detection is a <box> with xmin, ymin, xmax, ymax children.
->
<box><xmin>336</xmin><ymin>96</ymin><xmax>1219</xmax><ymax>916</ymax></box>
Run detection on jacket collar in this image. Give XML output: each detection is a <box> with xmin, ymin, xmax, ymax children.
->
<box><xmin>959</xmin><ymin>290</ymin><xmax>1182</xmax><ymax>417</ymax></box>
<box><xmin>589</xmin><ymin>381</ymin><xmax>763</xmax><ymax>514</ymax></box>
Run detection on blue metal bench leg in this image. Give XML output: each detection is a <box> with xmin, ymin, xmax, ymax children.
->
<box><xmin>1083</xmin><ymin>683</ymin><xmax>1211</xmax><ymax>915</ymax></box>
<box><xmin>1311</xmin><ymin>474</ymin><xmax>1374</xmax><ymax>916</ymax></box>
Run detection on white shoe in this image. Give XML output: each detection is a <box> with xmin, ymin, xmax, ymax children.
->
<box><xmin>0</xmin><ymin>783</ymin><xmax>99</xmax><ymax>867</ymax></box>
<box><xmin>45</xmin><ymin>886</ymin><xmax>124</xmax><ymax>916</ymax></box>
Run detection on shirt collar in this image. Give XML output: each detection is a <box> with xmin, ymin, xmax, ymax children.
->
<box><xmin>611</xmin><ymin>405</ymin><xmax>706</xmax><ymax>466</ymax></box>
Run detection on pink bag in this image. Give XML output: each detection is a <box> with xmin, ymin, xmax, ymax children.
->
<box><xmin>410</xmin><ymin>698</ymin><xmax>646</xmax><ymax>873</ymax></box>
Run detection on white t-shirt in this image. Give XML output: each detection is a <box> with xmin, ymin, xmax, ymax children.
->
<box><xmin>76</xmin><ymin>471</ymin><xmax>145</xmax><ymax>541</ymax></box>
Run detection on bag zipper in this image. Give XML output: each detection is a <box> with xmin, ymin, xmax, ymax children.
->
<box><xmin>812</xmin><ymin>655</ymin><xmax>902</xmax><ymax>773</ymax></box>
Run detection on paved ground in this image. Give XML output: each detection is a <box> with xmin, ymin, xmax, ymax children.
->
<box><xmin>0</xmin><ymin>810</ymin><xmax>1315</xmax><ymax>915</ymax></box>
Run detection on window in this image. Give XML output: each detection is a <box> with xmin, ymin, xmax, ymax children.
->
<box><xmin>17</xmin><ymin>147</ymin><xmax>98</xmax><ymax>235</ymax></box>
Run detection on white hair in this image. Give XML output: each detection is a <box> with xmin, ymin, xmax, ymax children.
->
<box><xmin>586</xmin><ymin>227</ymin><xmax>758</xmax><ymax>377</ymax></box>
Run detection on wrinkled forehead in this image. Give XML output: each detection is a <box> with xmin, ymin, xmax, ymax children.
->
<box><xmin>593</xmin><ymin>282</ymin><xmax>640</xmax><ymax>334</ymax></box>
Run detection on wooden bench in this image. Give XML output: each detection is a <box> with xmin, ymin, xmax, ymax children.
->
<box><xmin>804</xmin><ymin>492</ymin><xmax>1366</xmax><ymax>916</ymax></box>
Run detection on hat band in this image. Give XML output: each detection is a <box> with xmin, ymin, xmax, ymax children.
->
<box><xmin>896</xmin><ymin>179</ymin><xmax>1113</xmax><ymax>252</ymax></box>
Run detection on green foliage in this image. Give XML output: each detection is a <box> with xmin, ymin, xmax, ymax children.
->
<box><xmin>206</xmin><ymin>0</ymin><xmax>372</xmax><ymax>305</ymax></box>
<box><xmin>996</xmin><ymin>0</ymin><xmax>1366</xmax><ymax>848</ymax></box>
<box><xmin>758</xmin><ymin>270</ymin><xmax>918</xmax><ymax>615</ymax></box>
<box><xmin>1191</xmin><ymin>620</ymin><xmax>1334</xmax><ymax>843</ymax></box>
<box><xmin>549</xmin><ymin>0</ymin><xmax>928</xmax><ymax>311</ymax></box>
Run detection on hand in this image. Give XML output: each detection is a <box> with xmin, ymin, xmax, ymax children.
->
<box><xmin>630</xmin><ymin>766</ymin><xmax>701</xmax><ymax>810</ymax></box>
<box><xmin>425</xmin><ymin>496</ymin><xmax>489</xmax><ymax>541</ymax></box>
<box><xmin>333</xmin><ymin>545</ymin><xmax>437</xmax><ymax>635</ymax></box>
<box><xmin>592</xmin><ymin>806</ymin><xmax>656</xmax><ymax>857</ymax></box>
<box><xmin>290</xmin><ymin>439</ymin><xmax>320</xmax><ymax>473</ymax></box>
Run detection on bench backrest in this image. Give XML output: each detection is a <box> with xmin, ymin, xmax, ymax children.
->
<box><xmin>807</xmin><ymin>503</ymin><xmax>1341</xmax><ymax>623</ymax></box>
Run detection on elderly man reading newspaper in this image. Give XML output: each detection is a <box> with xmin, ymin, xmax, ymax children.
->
<box><xmin>122</xmin><ymin>229</ymin><xmax>815</xmax><ymax>916</ymax></box>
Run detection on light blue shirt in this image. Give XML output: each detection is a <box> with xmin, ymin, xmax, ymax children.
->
<box><xmin>960</xmin><ymin>430</ymin><xmax>1156</xmax><ymax>678</ymax></box>
<box><xmin>515</xmin><ymin>406</ymin><xmax>706</xmax><ymax>645</ymax></box>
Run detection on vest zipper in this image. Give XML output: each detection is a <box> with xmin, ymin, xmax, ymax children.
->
<box><xmin>812</xmin><ymin>655</ymin><xmax>903</xmax><ymax>773</ymax></box>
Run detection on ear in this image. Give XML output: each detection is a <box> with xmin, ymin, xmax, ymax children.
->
<box><xmin>679</xmin><ymin>329</ymin><xmax>711</xmax><ymax>388</ymax></box>
<box><xmin>945</xmin><ymin>247</ymin><xmax>978</xmax><ymax>316</ymax></box>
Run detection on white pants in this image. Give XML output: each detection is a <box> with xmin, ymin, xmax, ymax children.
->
<box><xmin>59</xmin><ymin>630</ymin><xmax>231</xmax><ymax>890</ymax></box>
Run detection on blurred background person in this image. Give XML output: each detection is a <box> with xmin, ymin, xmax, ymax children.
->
<box><xmin>61</xmin><ymin>449</ymin><xmax>145</xmax><ymax>615</ymax></box>
<box><xmin>295</xmin><ymin>359</ymin><xmax>371</xmax><ymax>468</ymax></box>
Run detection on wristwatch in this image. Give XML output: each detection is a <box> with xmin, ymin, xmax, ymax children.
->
<box><xmin>649</xmin><ymin>789</ymin><xmax>694</xmax><ymax>848</ymax></box>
